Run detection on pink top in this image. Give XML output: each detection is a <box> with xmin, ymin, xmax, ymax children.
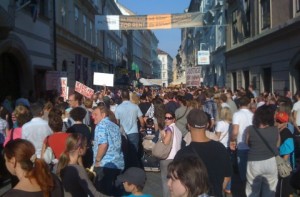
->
<box><xmin>3</xmin><ymin>127</ymin><xmax>22</xmax><ymax>147</ymax></box>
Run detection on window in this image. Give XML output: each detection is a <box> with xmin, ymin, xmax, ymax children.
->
<box><xmin>261</xmin><ymin>0</ymin><xmax>270</xmax><ymax>30</ymax></box>
<box><xmin>296</xmin><ymin>0</ymin><xmax>300</xmax><ymax>12</ymax></box>
<box><xmin>61</xmin><ymin>0</ymin><xmax>66</xmax><ymax>26</ymax></box>
<box><xmin>232</xmin><ymin>10</ymin><xmax>238</xmax><ymax>44</ymax></box>
<box><xmin>90</xmin><ymin>20</ymin><xmax>93</xmax><ymax>44</ymax></box>
<box><xmin>83</xmin><ymin>15</ymin><xmax>87</xmax><ymax>40</ymax></box>
<box><xmin>74</xmin><ymin>6</ymin><xmax>79</xmax><ymax>35</ymax></box>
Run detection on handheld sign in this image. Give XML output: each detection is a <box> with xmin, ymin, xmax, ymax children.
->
<box><xmin>93</xmin><ymin>72</ymin><xmax>114</xmax><ymax>87</ymax></box>
<box><xmin>75</xmin><ymin>81</ymin><xmax>94</xmax><ymax>98</ymax></box>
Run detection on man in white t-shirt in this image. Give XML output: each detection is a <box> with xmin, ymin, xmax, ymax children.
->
<box><xmin>292</xmin><ymin>90</ymin><xmax>300</xmax><ymax>134</ymax></box>
<box><xmin>231</xmin><ymin>97</ymin><xmax>253</xmax><ymax>185</ymax></box>
<box><xmin>22</xmin><ymin>103</ymin><xmax>52</xmax><ymax>158</ymax></box>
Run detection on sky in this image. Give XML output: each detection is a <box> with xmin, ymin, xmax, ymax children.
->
<box><xmin>117</xmin><ymin>0</ymin><xmax>191</xmax><ymax>58</ymax></box>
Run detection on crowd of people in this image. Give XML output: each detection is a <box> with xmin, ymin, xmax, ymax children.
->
<box><xmin>0</xmin><ymin>85</ymin><xmax>299</xmax><ymax>197</ymax></box>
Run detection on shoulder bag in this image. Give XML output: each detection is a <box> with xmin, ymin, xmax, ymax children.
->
<box><xmin>253</xmin><ymin>126</ymin><xmax>292</xmax><ymax>178</ymax></box>
<box><xmin>43</xmin><ymin>136</ymin><xmax>55</xmax><ymax>164</ymax></box>
<box><xmin>176</xmin><ymin>106</ymin><xmax>189</xmax><ymax>121</ymax></box>
<box><xmin>152</xmin><ymin>127</ymin><xmax>173</xmax><ymax>160</ymax></box>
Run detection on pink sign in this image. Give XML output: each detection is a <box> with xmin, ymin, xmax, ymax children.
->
<box><xmin>75</xmin><ymin>81</ymin><xmax>94</xmax><ymax>98</ymax></box>
<box><xmin>60</xmin><ymin>78</ymin><xmax>68</xmax><ymax>101</ymax></box>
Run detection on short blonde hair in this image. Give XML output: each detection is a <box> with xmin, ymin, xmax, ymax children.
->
<box><xmin>219</xmin><ymin>107</ymin><xmax>232</xmax><ymax>123</ymax></box>
<box><xmin>130</xmin><ymin>92</ymin><xmax>140</xmax><ymax>105</ymax></box>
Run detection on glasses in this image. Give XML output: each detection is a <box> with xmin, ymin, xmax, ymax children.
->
<box><xmin>165</xmin><ymin>116</ymin><xmax>174</xmax><ymax>120</ymax></box>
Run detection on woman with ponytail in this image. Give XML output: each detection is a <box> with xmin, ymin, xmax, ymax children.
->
<box><xmin>56</xmin><ymin>133</ymin><xmax>107</xmax><ymax>197</ymax></box>
<box><xmin>3</xmin><ymin>139</ymin><xmax>63</xmax><ymax>197</ymax></box>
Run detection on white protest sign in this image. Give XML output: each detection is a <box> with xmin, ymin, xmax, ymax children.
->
<box><xmin>93</xmin><ymin>72</ymin><xmax>114</xmax><ymax>87</ymax></box>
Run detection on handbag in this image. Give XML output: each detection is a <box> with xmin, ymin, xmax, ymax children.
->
<box><xmin>253</xmin><ymin>126</ymin><xmax>292</xmax><ymax>178</ymax></box>
<box><xmin>43</xmin><ymin>136</ymin><xmax>55</xmax><ymax>164</ymax></box>
<box><xmin>152</xmin><ymin>127</ymin><xmax>173</xmax><ymax>160</ymax></box>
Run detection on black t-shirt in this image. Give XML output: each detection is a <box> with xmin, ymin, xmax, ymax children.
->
<box><xmin>67</xmin><ymin>124</ymin><xmax>92</xmax><ymax>146</ymax></box>
<box><xmin>139</xmin><ymin>102</ymin><xmax>151</xmax><ymax>116</ymax></box>
<box><xmin>174</xmin><ymin>141</ymin><xmax>232</xmax><ymax>197</ymax></box>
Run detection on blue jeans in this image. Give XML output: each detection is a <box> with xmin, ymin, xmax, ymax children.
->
<box><xmin>127</xmin><ymin>133</ymin><xmax>139</xmax><ymax>152</ymax></box>
<box><xmin>237</xmin><ymin>149</ymin><xmax>249</xmax><ymax>182</ymax></box>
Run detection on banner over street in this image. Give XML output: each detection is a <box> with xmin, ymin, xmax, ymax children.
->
<box><xmin>95</xmin><ymin>12</ymin><xmax>203</xmax><ymax>30</ymax></box>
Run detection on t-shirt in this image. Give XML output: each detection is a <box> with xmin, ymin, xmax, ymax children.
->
<box><xmin>61</xmin><ymin>165</ymin><xmax>105</xmax><ymax>197</ymax></box>
<box><xmin>174</xmin><ymin>141</ymin><xmax>232</xmax><ymax>197</ymax></box>
<box><xmin>45</xmin><ymin>132</ymin><xmax>70</xmax><ymax>159</ymax></box>
<box><xmin>67</xmin><ymin>124</ymin><xmax>92</xmax><ymax>147</ymax></box>
<box><xmin>232</xmin><ymin>109</ymin><xmax>253</xmax><ymax>150</ymax></box>
<box><xmin>292</xmin><ymin>100</ymin><xmax>300</xmax><ymax>126</ymax></box>
<box><xmin>3</xmin><ymin>173</ymin><xmax>63</xmax><ymax>197</ymax></box>
<box><xmin>247</xmin><ymin>126</ymin><xmax>279</xmax><ymax>161</ymax></box>
<box><xmin>215</xmin><ymin>121</ymin><xmax>230</xmax><ymax>148</ymax></box>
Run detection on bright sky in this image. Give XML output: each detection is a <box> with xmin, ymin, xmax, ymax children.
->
<box><xmin>117</xmin><ymin>0</ymin><xmax>190</xmax><ymax>58</ymax></box>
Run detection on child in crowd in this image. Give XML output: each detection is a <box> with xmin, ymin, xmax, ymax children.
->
<box><xmin>117</xmin><ymin>167</ymin><xmax>152</xmax><ymax>197</ymax></box>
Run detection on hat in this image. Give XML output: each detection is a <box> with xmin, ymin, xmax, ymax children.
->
<box><xmin>117</xmin><ymin>167</ymin><xmax>146</xmax><ymax>187</ymax></box>
<box><xmin>187</xmin><ymin>109</ymin><xmax>208</xmax><ymax>129</ymax></box>
<box><xmin>275</xmin><ymin>112</ymin><xmax>289</xmax><ymax>123</ymax></box>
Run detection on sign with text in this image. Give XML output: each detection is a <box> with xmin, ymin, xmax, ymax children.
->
<box><xmin>186</xmin><ymin>67</ymin><xmax>201</xmax><ymax>87</ymax></box>
<box><xmin>93</xmin><ymin>72</ymin><xmax>114</xmax><ymax>87</ymax></box>
<box><xmin>95</xmin><ymin>12</ymin><xmax>203</xmax><ymax>30</ymax></box>
<box><xmin>60</xmin><ymin>78</ymin><xmax>68</xmax><ymax>101</ymax></box>
<box><xmin>197</xmin><ymin>50</ymin><xmax>210</xmax><ymax>65</ymax></box>
<box><xmin>75</xmin><ymin>81</ymin><xmax>94</xmax><ymax>98</ymax></box>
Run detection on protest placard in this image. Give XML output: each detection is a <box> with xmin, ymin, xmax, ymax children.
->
<box><xmin>75</xmin><ymin>81</ymin><xmax>94</xmax><ymax>98</ymax></box>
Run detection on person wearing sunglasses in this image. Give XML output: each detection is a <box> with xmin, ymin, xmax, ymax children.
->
<box><xmin>160</xmin><ymin>112</ymin><xmax>182</xmax><ymax>197</ymax></box>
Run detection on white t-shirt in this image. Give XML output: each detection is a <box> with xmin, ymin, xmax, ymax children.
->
<box><xmin>215</xmin><ymin>120</ymin><xmax>230</xmax><ymax>148</ymax></box>
<box><xmin>166</xmin><ymin>123</ymin><xmax>182</xmax><ymax>160</ymax></box>
<box><xmin>292</xmin><ymin>100</ymin><xmax>300</xmax><ymax>126</ymax></box>
<box><xmin>232</xmin><ymin>109</ymin><xmax>253</xmax><ymax>150</ymax></box>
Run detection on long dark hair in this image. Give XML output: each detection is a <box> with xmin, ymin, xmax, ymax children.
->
<box><xmin>253</xmin><ymin>105</ymin><xmax>275</xmax><ymax>127</ymax></box>
<box><xmin>152</xmin><ymin>97</ymin><xmax>166</xmax><ymax>130</ymax></box>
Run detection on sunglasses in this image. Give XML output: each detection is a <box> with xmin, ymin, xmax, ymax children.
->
<box><xmin>165</xmin><ymin>116</ymin><xmax>174</xmax><ymax>120</ymax></box>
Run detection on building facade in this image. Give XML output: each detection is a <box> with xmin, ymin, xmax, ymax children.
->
<box><xmin>0</xmin><ymin>0</ymin><xmax>53</xmax><ymax>101</ymax></box>
<box><xmin>56</xmin><ymin>0</ymin><xmax>125</xmax><ymax>91</ymax></box>
<box><xmin>158</xmin><ymin>49</ymin><xmax>173</xmax><ymax>87</ymax></box>
<box><xmin>225</xmin><ymin>0</ymin><xmax>300</xmax><ymax>94</ymax></box>
<box><xmin>178</xmin><ymin>0</ymin><xmax>226</xmax><ymax>87</ymax></box>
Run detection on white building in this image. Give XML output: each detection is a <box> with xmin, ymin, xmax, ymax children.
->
<box><xmin>158</xmin><ymin>49</ymin><xmax>173</xmax><ymax>87</ymax></box>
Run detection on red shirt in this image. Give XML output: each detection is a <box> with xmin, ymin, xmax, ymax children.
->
<box><xmin>44</xmin><ymin>132</ymin><xmax>70</xmax><ymax>159</ymax></box>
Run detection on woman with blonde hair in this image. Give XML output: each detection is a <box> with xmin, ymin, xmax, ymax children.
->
<box><xmin>214</xmin><ymin>107</ymin><xmax>233</xmax><ymax>194</ymax></box>
<box><xmin>56</xmin><ymin>133</ymin><xmax>106</xmax><ymax>197</ymax></box>
<box><xmin>3</xmin><ymin>139</ymin><xmax>62</xmax><ymax>197</ymax></box>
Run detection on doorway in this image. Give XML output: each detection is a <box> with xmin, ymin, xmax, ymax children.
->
<box><xmin>0</xmin><ymin>53</ymin><xmax>21</xmax><ymax>102</ymax></box>
<box><xmin>263</xmin><ymin>67</ymin><xmax>272</xmax><ymax>93</ymax></box>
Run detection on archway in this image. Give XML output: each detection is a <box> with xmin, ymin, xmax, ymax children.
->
<box><xmin>0</xmin><ymin>36</ymin><xmax>33</xmax><ymax>102</ymax></box>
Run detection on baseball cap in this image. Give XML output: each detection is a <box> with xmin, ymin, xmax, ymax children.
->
<box><xmin>117</xmin><ymin>167</ymin><xmax>146</xmax><ymax>187</ymax></box>
<box><xmin>275</xmin><ymin>112</ymin><xmax>289</xmax><ymax>123</ymax></box>
<box><xmin>186</xmin><ymin>109</ymin><xmax>208</xmax><ymax>129</ymax></box>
